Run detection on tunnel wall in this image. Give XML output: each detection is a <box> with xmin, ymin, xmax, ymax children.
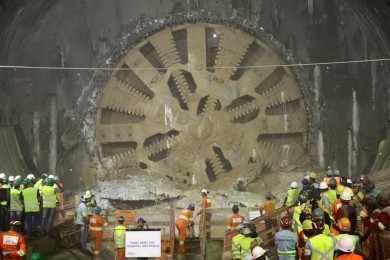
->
<box><xmin>0</xmin><ymin>0</ymin><xmax>389</xmax><ymax>188</ymax></box>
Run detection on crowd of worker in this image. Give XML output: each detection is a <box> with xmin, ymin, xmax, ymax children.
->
<box><xmin>226</xmin><ymin>167</ymin><xmax>389</xmax><ymax>259</ymax></box>
<box><xmin>0</xmin><ymin>172</ymin><xmax>63</xmax><ymax>259</ymax></box>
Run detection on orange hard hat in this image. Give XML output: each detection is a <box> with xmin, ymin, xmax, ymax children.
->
<box><xmin>337</xmin><ymin>217</ymin><xmax>351</xmax><ymax>232</ymax></box>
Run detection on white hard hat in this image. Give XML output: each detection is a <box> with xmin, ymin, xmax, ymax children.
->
<box><xmin>48</xmin><ymin>174</ymin><xmax>55</xmax><ymax>179</ymax></box>
<box><xmin>290</xmin><ymin>181</ymin><xmax>298</xmax><ymax>188</ymax></box>
<box><xmin>341</xmin><ymin>191</ymin><xmax>352</xmax><ymax>201</ymax></box>
<box><xmin>84</xmin><ymin>190</ymin><xmax>92</xmax><ymax>199</ymax></box>
<box><xmin>334</xmin><ymin>169</ymin><xmax>340</xmax><ymax>176</ymax></box>
<box><xmin>319</xmin><ymin>181</ymin><xmax>328</xmax><ymax>190</ymax></box>
<box><xmin>0</xmin><ymin>173</ymin><xmax>6</xmax><ymax>180</ymax></box>
<box><xmin>26</xmin><ymin>174</ymin><xmax>35</xmax><ymax>180</ymax></box>
<box><xmin>201</xmin><ymin>188</ymin><xmax>208</xmax><ymax>194</ymax></box>
<box><xmin>8</xmin><ymin>176</ymin><xmax>15</xmax><ymax>182</ymax></box>
<box><xmin>252</xmin><ymin>246</ymin><xmax>267</xmax><ymax>258</ymax></box>
<box><xmin>346</xmin><ymin>178</ymin><xmax>353</xmax><ymax>185</ymax></box>
<box><xmin>337</xmin><ymin>235</ymin><xmax>355</xmax><ymax>253</ymax></box>
<box><xmin>15</xmin><ymin>175</ymin><xmax>21</xmax><ymax>180</ymax></box>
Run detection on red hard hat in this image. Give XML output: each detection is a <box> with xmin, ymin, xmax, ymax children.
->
<box><xmin>280</xmin><ymin>215</ymin><xmax>291</xmax><ymax>227</ymax></box>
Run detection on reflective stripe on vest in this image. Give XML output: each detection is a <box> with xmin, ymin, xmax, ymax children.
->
<box><xmin>179</xmin><ymin>215</ymin><xmax>189</xmax><ymax>221</ymax></box>
<box><xmin>114</xmin><ymin>225</ymin><xmax>126</xmax><ymax>248</ymax></box>
<box><xmin>41</xmin><ymin>185</ymin><xmax>57</xmax><ymax>208</ymax></box>
<box><xmin>89</xmin><ymin>226</ymin><xmax>103</xmax><ymax>232</ymax></box>
<box><xmin>278</xmin><ymin>250</ymin><xmax>296</xmax><ymax>256</ymax></box>
<box><xmin>308</xmin><ymin>234</ymin><xmax>334</xmax><ymax>260</ymax></box>
<box><xmin>10</xmin><ymin>188</ymin><xmax>23</xmax><ymax>212</ymax></box>
<box><xmin>22</xmin><ymin>187</ymin><xmax>40</xmax><ymax>213</ymax></box>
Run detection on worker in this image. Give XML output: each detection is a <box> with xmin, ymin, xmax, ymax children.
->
<box><xmin>335</xmin><ymin>236</ymin><xmax>363</xmax><ymax>260</ymax></box>
<box><xmin>304</xmin><ymin>219</ymin><xmax>336</xmax><ymax>260</ymax></box>
<box><xmin>308</xmin><ymin>172</ymin><xmax>317</xmax><ymax>185</ymax></box>
<box><xmin>334</xmin><ymin>218</ymin><xmax>360</xmax><ymax>247</ymax></box>
<box><xmin>199</xmin><ymin>189</ymin><xmax>212</xmax><ymax>238</ymax></box>
<box><xmin>326</xmin><ymin>178</ymin><xmax>338</xmax><ymax>207</ymax></box>
<box><xmin>312</xmin><ymin>208</ymin><xmax>331</xmax><ymax>236</ymax></box>
<box><xmin>251</xmin><ymin>246</ymin><xmax>268</xmax><ymax>260</ymax></box>
<box><xmin>334</xmin><ymin>169</ymin><xmax>341</xmax><ymax>187</ymax></box>
<box><xmin>227</xmin><ymin>205</ymin><xmax>245</xmax><ymax>230</ymax></box>
<box><xmin>324</xmin><ymin>166</ymin><xmax>333</xmax><ymax>184</ymax></box>
<box><xmin>176</xmin><ymin>204</ymin><xmax>195</xmax><ymax>253</ymax></box>
<box><xmin>136</xmin><ymin>216</ymin><xmax>149</xmax><ymax>230</ymax></box>
<box><xmin>298</xmin><ymin>220</ymin><xmax>314</xmax><ymax>259</ymax></box>
<box><xmin>0</xmin><ymin>221</ymin><xmax>27</xmax><ymax>260</ymax></box>
<box><xmin>362</xmin><ymin>177</ymin><xmax>381</xmax><ymax>202</ymax></box>
<box><xmin>89</xmin><ymin>207</ymin><xmax>108</xmax><ymax>256</ymax></box>
<box><xmin>9</xmin><ymin>177</ymin><xmax>23</xmax><ymax>222</ymax></box>
<box><xmin>0</xmin><ymin>173</ymin><xmax>10</xmax><ymax>231</ymax></box>
<box><xmin>40</xmin><ymin>176</ymin><xmax>59</xmax><ymax>234</ymax></box>
<box><xmin>84</xmin><ymin>190</ymin><xmax>97</xmax><ymax>215</ymax></box>
<box><xmin>335</xmin><ymin>191</ymin><xmax>357</xmax><ymax>233</ymax></box>
<box><xmin>284</xmin><ymin>181</ymin><xmax>299</xmax><ymax>208</ymax></box>
<box><xmin>318</xmin><ymin>182</ymin><xmax>331</xmax><ymax>214</ymax></box>
<box><xmin>75</xmin><ymin>195</ymin><xmax>89</xmax><ymax>251</ymax></box>
<box><xmin>113</xmin><ymin>216</ymin><xmax>126</xmax><ymax>260</ymax></box>
<box><xmin>21</xmin><ymin>178</ymin><xmax>40</xmax><ymax>237</ymax></box>
<box><xmin>231</xmin><ymin>222</ymin><xmax>262</xmax><ymax>260</ymax></box>
<box><xmin>258</xmin><ymin>192</ymin><xmax>276</xmax><ymax>229</ymax></box>
<box><xmin>274</xmin><ymin>215</ymin><xmax>297</xmax><ymax>259</ymax></box>
<box><xmin>7</xmin><ymin>176</ymin><xmax>14</xmax><ymax>187</ymax></box>
<box><xmin>293</xmin><ymin>193</ymin><xmax>310</xmax><ymax>233</ymax></box>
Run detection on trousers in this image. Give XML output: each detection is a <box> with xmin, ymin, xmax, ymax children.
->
<box><xmin>24</xmin><ymin>212</ymin><xmax>38</xmax><ymax>236</ymax></box>
<box><xmin>41</xmin><ymin>207</ymin><xmax>56</xmax><ymax>233</ymax></box>
<box><xmin>0</xmin><ymin>206</ymin><xmax>9</xmax><ymax>231</ymax></box>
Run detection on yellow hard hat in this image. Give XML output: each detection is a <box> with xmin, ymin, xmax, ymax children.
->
<box><xmin>337</xmin><ymin>217</ymin><xmax>351</xmax><ymax>232</ymax></box>
<box><xmin>302</xmin><ymin>220</ymin><xmax>313</xmax><ymax>230</ymax></box>
<box><xmin>309</xmin><ymin>172</ymin><xmax>317</xmax><ymax>179</ymax></box>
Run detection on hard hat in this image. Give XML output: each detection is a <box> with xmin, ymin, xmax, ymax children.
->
<box><xmin>94</xmin><ymin>207</ymin><xmax>102</xmax><ymax>214</ymax></box>
<box><xmin>137</xmin><ymin>217</ymin><xmax>146</xmax><ymax>223</ymax></box>
<box><xmin>280</xmin><ymin>215</ymin><xmax>291</xmax><ymax>228</ymax></box>
<box><xmin>337</xmin><ymin>235</ymin><xmax>355</xmax><ymax>253</ymax></box>
<box><xmin>201</xmin><ymin>188</ymin><xmax>208</xmax><ymax>194</ymax></box>
<box><xmin>15</xmin><ymin>175</ymin><xmax>21</xmax><ymax>181</ymax></box>
<box><xmin>118</xmin><ymin>216</ymin><xmax>125</xmax><ymax>223</ymax></box>
<box><xmin>341</xmin><ymin>191</ymin><xmax>352</xmax><ymax>201</ymax></box>
<box><xmin>41</xmin><ymin>173</ymin><xmax>48</xmax><ymax>179</ymax></box>
<box><xmin>313</xmin><ymin>183</ymin><xmax>319</xmax><ymax>189</ymax></box>
<box><xmin>14</xmin><ymin>178</ymin><xmax>23</xmax><ymax>186</ymax></box>
<box><xmin>0</xmin><ymin>173</ymin><xmax>6</xmax><ymax>180</ymax></box>
<box><xmin>319</xmin><ymin>181</ymin><xmax>328</xmax><ymax>190</ymax></box>
<box><xmin>8</xmin><ymin>176</ymin><xmax>14</xmax><ymax>182</ymax></box>
<box><xmin>252</xmin><ymin>246</ymin><xmax>267</xmax><ymax>258</ymax></box>
<box><xmin>26</xmin><ymin>174</ymin><xmax>35</xmax><ymax>180</ymax></box>
<box><xmin>187</xmin><ymin>203</ymin><xmax>195</xmax><ymax>211</ymax></box>
<box><xmin>337</xmin><ymin>217</ymin><xmax>351</xmax><ymax>232</ymax></box>
<box><xmin>290</xmin><ymin>181</ymin><xmax>298</xmax><ymax>189</ymax></box>
<box><xmin>23</xmin><ymin>178</ymin><xmax>32</xmax><ymax>186</ymax></box>
<box><xmin>312</xmin><ymin>208</ymin><xmax>324</xmax><ymax>220</ymax></box>
<box><xmin>48</xmin><ymin>174</ymin><xmax>55</xmax><ymax>179</ymax></box>
<box><xmin>309</xmin><ymin>172</ymin><xmax>317</xmax><ymax>179</ymax></box>
<box><xmin>302</xmin><ymin>219</ymin><xmax>313</xmax><ymax>230</ymax></box>
<box><xmin>9</xmin><ymin>220</ymin><xmax>22</xmax><ymax>226</ymax></box>
<box><xmin>84</xmin><ymin>190</ymin><xmax>93</xmax><ymax>199</ymax></box>
<box><xmin>46</xmin><ymin>178</ymin><xmax>55</xmax><ymax>186</ymax></box>
<box><xmin>346</xmin><ymin>179</ymin><xmax>353</xmax><ymax>185</ymax></box>
<box><xmin>334</xmin><ymin>169</ymin><xmax>340</xmax><ymax>176</ymax></box>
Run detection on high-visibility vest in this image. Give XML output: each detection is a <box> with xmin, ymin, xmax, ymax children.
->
<box><xmin>22</xmin><ymin>187</ymin><xmax>40</xmax><ymax>213</ymax></box>
<box><xmin>286</xmin><ymin>188</ymin><xmax>299</xmax><ymax>207</ymax></box>
<box><xmin>113</xmin><ymin>225</ymin><xmax>126</xmax><ymax>248</ymax></box>
<box><xmin>34</xmin><ymin>179</ymin><xmax>43</xmax><ymax>190</ymax></box>
<box><xmin>306</xmin><ymin>234</ymin><xmax>335</xmax><ymax>260</ymax></box>
<box><xmin>326</xmin><ymin>190</ymin><xmax>337</xmax><ymax>206</ymax></box>
<box><xmin>10</xmin><ymin>188</ymin><xmax>23</xmax><ymax>212</ymax></box>
<box><xmin>231</xmin><ymin>234</ymin><xmax>261</xmax><ymax>260</ymax></box>
<box><xmin>40</xmin><ymin>185</ymin><xmax>57</xmax><ymax>208</ymax></box>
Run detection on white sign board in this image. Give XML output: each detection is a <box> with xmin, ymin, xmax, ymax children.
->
<box><xmin>248</xmin><ymin>210</ymin><xmax>262</xmax><ymax>220</ymax></box>
<box><xmin>125</xmin><ymin>230</ymin><xmax>161</xmax><ymax>258</ymax></box>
